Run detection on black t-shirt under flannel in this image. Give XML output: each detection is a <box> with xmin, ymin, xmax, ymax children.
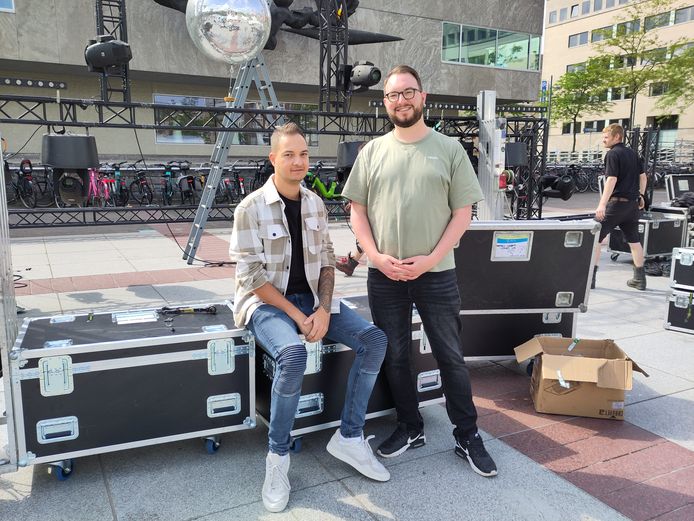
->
<box><xmin>280</xmin><ymin>194</ymin><xmax>312</xmax><ymax>296</ymax></box>
<box><xmin>604</xmin><ymin>143</ymin><xmax>642</xmax><ymax>200</ymax></box>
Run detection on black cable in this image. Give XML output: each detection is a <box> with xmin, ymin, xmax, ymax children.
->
<box><xmin>5</xmin><ymin>125</ymin><xmax>43</xmax><ymax>160</ymax></box>
<box><xmin>13</xmin><ymin>273</ymin><xmax>28</xmax><ymax>289</ymax></box>
<box><xmin>164</xmin><ymin>222</ymin><xmax>235</xmax><ymax>268</ymax></box>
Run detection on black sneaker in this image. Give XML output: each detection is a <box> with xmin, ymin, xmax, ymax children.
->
<box><xmin>377</xmin><ymin>423</ymin><xmax>426</xmax><ymax>458</ymax></box>
<box><xmin>454</xmin><ymin>429</ymin><xmax>498</xmax><ymax>477</ymax></box>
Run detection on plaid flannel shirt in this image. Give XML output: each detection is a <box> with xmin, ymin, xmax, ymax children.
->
<box><xmin>229</xmin><ymin>175</ymin><xmax>335</xmax><ymax>326</ymax></box>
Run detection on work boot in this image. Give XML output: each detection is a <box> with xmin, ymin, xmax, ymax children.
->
<box><xmin>590</xmin><ymin>266</ymin><xmax>598</xmax><ymax>289</ymax></box>
<box><xmin>336</xmin><ymin>253</ymin><xmax>359</xmax><ymax>276</ymax></box>
<box><xmin>626</xmin><ymin>266</ymin><xmax>647</xmax><ymax>291</ymax></box>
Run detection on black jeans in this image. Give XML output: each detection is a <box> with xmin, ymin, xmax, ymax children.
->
<box><xmin>367</xmin><ymin>268</ymin><xmax>478</xmax><ymax>436</ymax></box>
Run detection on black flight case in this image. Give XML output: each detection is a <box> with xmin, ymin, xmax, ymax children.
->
<box><xmin>6</xmin><ymin>302</ymin><xmax>255</xmax><ymax>477</ymax></box>
<box><xmin>665</xmin><ymin>247</ymin><xmax>694</xmax><ymax>335</ymax></box>
<box><xmin>254</xmin><ymin>295</ymin><xmax>444</xmax><ymax>443</ymax></box>
<box><xmin>454</xmin><ymin>220</ymin><xmax>600</xmax><ymax>359</ymax></box>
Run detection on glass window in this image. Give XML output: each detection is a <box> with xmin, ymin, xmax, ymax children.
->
<box><xmin>582</xmin><ymin>1</ymin><xmax>591</xmax><ymax>15</ymax></box>
<box><xmin>569</xmin><ymin>32</ymin><xmax>589</xmax><ymax>47</ymax></box>
<box><xmin>562</xmin><ymin>123</ymin><xmax>572</xmax><ymax>134</ymax></box>
<box><xmin>571</xmin><ymin>4</ymin><xmax>580</xmax><ymax>17</ymax></box>
<box><xmin>153</xmin><ymin>95</ymin><xmax>318</xmax><ymax>146</ymax></box>
<box><xmin>594</xmin><ymin>0</ymin><xmax>603</xmax><ymax>10</ymax></box>
<box><xmin>442</xmin><ymin>23</ymin><xmax>461</xmax><ymax>62</ymax></box>
<box><xmin>641</xmin><ymin>47</ymin><xmax>667</xmax><ymax>65</ymax></box>
<box><xmin>496</xmin><ymin>32</ymin><xmax>530</xmax><ymax>69</ymax></box>
<box><xmin>595</xmin><ymin>120</ymin><xmax>606</xmax><ymax>131</ymax></box>
<box><xmin>460</xmin><ymin>25</ymin><xmax>497</xmax><ymax>66</ymax></box>
<box><xmin>560</xmin><ymin>7</ymin><xmax>568</xmax><ymax>20</ymax></box>
<box><xmin>645</xmin><ymin>12</ymin><xmax>671</xmax><ymax>31</ymax></box>
<box><xmin>549</xmin><ymin>10</ymin><xmax>557</xmax><ymax>24</ymax></box>
<box><xmin>606</xmin><ymin>0</ymin><xmax>615</xmax><ymax>7</ymax></box>
<box><xmin>529</xmin><ymin>35</ymin><xmax>541</xmax><ymax>70</ymax></box>
<box><xmin>0</xmin><ymin>0</ymin><xmax>14</xmax><ymax>10</ymax></box>
<box><xmin>649</xmin><ymin>82</ymin><xmax>669</xmax><ymax>96</ymax></box>
<box><xmin>622</xmin><ymin>118</ymin><xmax>631</xmax><ymax>129</ymax></box>
<box><xmin>675</xmin><ymin>6</ymin><xmax>694</xmax><ymax>24</ymax></box>
<box><xmin>574</xmin><ymin>122</ymin><xmax>582</xmax><ymax>134</ymax></box>
<box><xmin>616</xmin><ymin>19</ymin><xmax>640</xmax><ymax>35</ymax></box>
<box><xmin>592</xmin><ymin>25</ymin><xmax>613</xmax><ymax>42</ymax></box>
<box><xmin>566</xmin><ymin>62</ymin><xmax>586</xmax><ymax>72</ymax></box>
<box><xmin>619</xmin><ymin>0</ymin><xmax>629</xmax><ymax>4</ymax></box>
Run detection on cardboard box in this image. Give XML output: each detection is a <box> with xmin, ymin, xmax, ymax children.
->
<box><xmin>514</xmin><ymin>337</ymin><xmax>648</xmax><ymax>420</ymax></box>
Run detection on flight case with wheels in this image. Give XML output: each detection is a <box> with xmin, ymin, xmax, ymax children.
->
<box><xmin>664</xmin><ymin>289</ymin><xmax>694</xmax><ymax>335</ymax></box>
<box><xmin>608</xmin><ymin>209</ymin><xmax>687</xmax><ymax>260</ymax></box>
<box><xmin>254</xmin><ymin>295</ymin><xmax>444</xmax><ymax>440</ymax></box>
<box><xmin>5</xmin><ymin>301</ymin><xmax>255</xmax><ymax>477</ymax></box>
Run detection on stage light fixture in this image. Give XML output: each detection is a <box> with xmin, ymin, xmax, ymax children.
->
<box><xmin>85</xmin><ymin>35</ymin><xmax>133</xmax><ymax>73</ymax></box>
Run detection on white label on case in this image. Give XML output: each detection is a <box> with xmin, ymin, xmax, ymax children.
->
<box><xmin>611</xmin><ymin>401</ymin><xmax>625</xmax><ymax>410</ymax></box>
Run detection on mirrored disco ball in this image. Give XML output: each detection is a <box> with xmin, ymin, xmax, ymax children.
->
<box><xmin>186</xmin><ymin>0</ymin><xmax>271</xmax><ymax>64</ymax></box>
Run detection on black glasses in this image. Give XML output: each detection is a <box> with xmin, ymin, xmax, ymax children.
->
<box><xmin>383</xmin><ymin>88</ymin><xmax>421</xmax><ymax>103</ymax></box>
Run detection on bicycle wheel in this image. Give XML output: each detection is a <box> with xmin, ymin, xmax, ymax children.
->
<box><xmin>34</xmin><ymin>178</ymin><xmax>55</xmax><ymax>207</ymax></box>
<box><xmin>129</xmin><ymin>179</ymin><xmax>153</xmax><ymax>205</ymax></box>
<box><xmin>575</xmin><ymin>172</ymin><xmax>590</xmax><ymax>193</ymax></box>
<box><xmin>18</xmin><ymin>178</ymin><xmax>37</xmax><ymax>208</ymax></box>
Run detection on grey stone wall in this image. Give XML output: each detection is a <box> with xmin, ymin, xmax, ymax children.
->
<box><xmin>0</xmin><ymin>0</ymin><xmax>542</xmax><ymax>100</ymax></box>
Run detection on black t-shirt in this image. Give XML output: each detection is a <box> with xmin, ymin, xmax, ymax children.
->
<box><xmin>280</xmin><ymin>193</ymin><xmax>312</xmax><ymax>296</ymax></box>
<box><xmin>604</xmin><ymin>143</ymin><xmax>642</xmax><ymax>200</ymax></box>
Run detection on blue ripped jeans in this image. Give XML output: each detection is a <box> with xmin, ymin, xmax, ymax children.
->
<box><xmin>248</xmin><ymin>292</ymin><xmax>387</xmax><ymax>455</ymax></box>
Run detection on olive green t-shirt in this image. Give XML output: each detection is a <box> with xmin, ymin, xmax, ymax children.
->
<box><xmin>342</xmin><ymin>129</ymin><xmax>484</xmax><ymax>272</ymax></box>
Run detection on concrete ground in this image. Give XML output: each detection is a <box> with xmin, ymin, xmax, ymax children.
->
<box><xmin>1</xmin><ymin>191</ymin><xmax>693</xmax><ymax>521</ymax></box>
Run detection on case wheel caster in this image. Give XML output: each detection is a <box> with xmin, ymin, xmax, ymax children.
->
<box><xmin>610</xmin><ymin>253</ymin><xmax>619</xmax><ymax>262</ymax></box>
<box><xmin>204</xmin><ymin>437</ymin><xmax>221</xmax><ymax>454</ymax></box>
<box><xmin>50</xmin><ymin>459</ymin><xmax>74</xmax><ymax>481</ymax></box>
<box><xmin>289</xmin><ymin>437</ymin><xmax>302</xmax><ymax>453</ymax></box>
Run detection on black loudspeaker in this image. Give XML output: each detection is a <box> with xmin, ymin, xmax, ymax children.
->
<box><xmin>505</xmin><ymin>141</ymin><xmax>528</xmax><ymax>167</ymax></box>
<box><xmin>42</xmin><ymin>134</ymin><xmax>99</xmax><ymax>205</ymax></box>
<box><xmin>336</xmin><ymin>141</ymin><xmax>366</xmax><ymax>171</ymax></box>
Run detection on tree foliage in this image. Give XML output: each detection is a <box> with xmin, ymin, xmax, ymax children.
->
<box><xmin>593</xmin><ymin>0</ymin><xmax>694</xmax><ymax>124</ymax></box>
<box><xmin>551</xmin><ymin>57</ymin><xmax>614</xmax><ymax>152</ymax></box>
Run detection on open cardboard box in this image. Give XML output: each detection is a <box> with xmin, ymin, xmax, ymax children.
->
<box><xmin>515</xmin><ymin>337</ymin><xmax>648</xmax><ymax>420</ymax></box>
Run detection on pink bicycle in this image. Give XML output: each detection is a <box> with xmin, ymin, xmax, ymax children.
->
<box><xmin>85</xmin><ymin>166</ymin><xmax>113</xmax><ymax>207</ymax></box>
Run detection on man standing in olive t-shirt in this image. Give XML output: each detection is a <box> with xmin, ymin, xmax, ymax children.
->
<box><xmin>342</xmin><ymin>65</ymin><xmax>497</xmax><ymax>478</ymax></box>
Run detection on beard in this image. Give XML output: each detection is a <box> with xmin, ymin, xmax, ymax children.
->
<box><xmin>387</xmin><ymin>103</ymin><xmax>424</xmax><ymax>128</ymax></box>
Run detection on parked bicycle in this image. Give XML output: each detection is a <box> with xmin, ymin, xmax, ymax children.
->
<box><xmin>128</xmin><ymin>159</ymin><xmax>154</xmax><ymax>205</ymax></box>
<box><xmin>84</xmin><ymin>166</ymin><xmax>113</xmax><ymax>207</ymax></box>
<box><xmin>103</xmin><ymin>161</ymin><xmax>130</xmax><ymax>206</ymax></box>
<box><xmin>3</xmin><ymin>158</ymin><xmax>38</xmax><ymax>208</ymax></box>
<box><xmin>304</xmin><ymin>161</ymin><xmax>344</xmax><ymax>200</ymax></box>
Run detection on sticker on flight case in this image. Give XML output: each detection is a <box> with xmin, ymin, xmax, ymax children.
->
<box><xmin>491</xmin><ymin>231</ymin><xmax>533</xmax><ymax>261</ymax></box>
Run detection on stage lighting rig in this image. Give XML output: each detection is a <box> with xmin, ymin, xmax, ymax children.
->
<box><xmin>342</xmin><ymin>61</ymin><xmax>381</xmax><ymax>94</ymax></box>
<box><xmin>85</xmin><ymin>35</ymin><xmax>133</xmax><ymax>73</ymax></box>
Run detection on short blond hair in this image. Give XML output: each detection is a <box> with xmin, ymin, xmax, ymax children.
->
<box><xmin>270</xmin><ymin>122</ymin><xmax>306</xmax><ymax>151</ymax></box>
<box><xmin>603</xmin><ymin>123</ymin><xmax>624</xmax><ymax>141</ymax></box>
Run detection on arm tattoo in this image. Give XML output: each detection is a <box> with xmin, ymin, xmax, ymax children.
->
<box><xmin>317</xmin><ymin>267</ymin><xmax>335</xmax><ymax>313</ymax></box>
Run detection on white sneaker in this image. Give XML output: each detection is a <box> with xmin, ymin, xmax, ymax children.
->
<box><xmin>262</xmin><ymin>452</ymin><xmax>291</xmax><ymax>513</ymax></box>
<box><xmin>326</xmin><ymin>429</ymin><xmax>391</xmax><ymax>482</ymax></box>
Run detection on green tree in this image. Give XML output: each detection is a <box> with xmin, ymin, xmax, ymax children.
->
<box><xmin>551</xmin><ymin>57</ymin><xmax>614</xmax><ymax>152</ymax></box>
<box><xmin>656</xmin><ymin>43</ymin><xmax>694</xmax><ymax>112</ymax></box>
<box><xmin>593</xmin><ymin>0</ymin><xmax>694</xmax><ymax>126</ymax></box>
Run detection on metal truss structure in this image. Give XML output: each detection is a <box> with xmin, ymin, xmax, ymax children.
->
<box><xmin>1</xmin><ymin>93</ymin><xmax>550</xmax><ymax>225</ymax></box>
<box><xmin>0</xmin><ymin>94</ymin><xmax>394</xmax><ymax>135</ymax></box>
<box><xmin>7</xmin><ymin>201</ymin><xmax>348</xmax><ymax>230</ymax></box>
<box><xmin>628</xmin><ymin>127</ymin><xmax>660</xmax><ymax>204</ymax></box>
<box><xmin>318</xmin><ymin>0</ymin><xmax>349</xmax><ymax>113</ymax></box>
<box><xmin>95</xmin><ymin>0</ymin><xmax>131</xmax><ymax>102</ymax></box>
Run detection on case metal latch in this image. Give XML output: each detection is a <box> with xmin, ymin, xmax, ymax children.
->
<box><xmin>555</xmin><ymin>292</ymin><xmax>574</xmax><ymax>307</ymax></box>
<box><xmin>36</xmin><ymin>416</ymin><xmax>79</xmax><ymax>444</ymax></box>
<box><xmin>673</xmin><ymin>294</ymin><xmax>692</xmax><ymax>309</ymax></box>
<box><xmin>295</xmin><ymin>393</ymin><xmax>324</xmax><ymax>418</ymax></box>
<box><xmin>542</xmin><ymin>312</ymin><xmax>562</xmax><ymax>324</ymax></box>
<box><xmin>417</xmin><ymin>370</ymin><xmax>442</xmax><ymax>392</ymax></box>
<box><xmin>207</xmin><ymin>393</ymin><xmax>242</xmax><ymax>418</ymax></box>
<box><xmin>304</xmin><ymin>340</ymin><xmax>323</xmax><ymax>375</ymax></box>
<box><xmin>679</xmin><ymin>252</ymin><xmax>694</xmax><ymax>266</ymax></box>
<box><xmin>207</xmin><ymin>339</ymin><xmax>236</xmax><ymax>375</ymax></box>
<box><xmin>38</xmin><ymin>356</ymin><xmax>74</xmax><ymax>396</ymax></box>
<box><xmin>564</xmin><ymin>231</ymin><xmax>583</xmax><ymax>248</ymax></box>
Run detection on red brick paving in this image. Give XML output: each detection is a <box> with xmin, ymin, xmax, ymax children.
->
<box><xmin>468</xmin><ymin>364</ymin><xmax>694</xmax><ymax>521</ymax></box>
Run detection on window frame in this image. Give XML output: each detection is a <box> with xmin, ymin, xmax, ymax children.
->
<box><xmin>675</xmin><ymin>6</ymin><xmax>694</xmax><ymax>24</ymax></box>
<box><xmin>0</xmin><ymin>0</ymin><xmax>15</xmax><ymax>12</ymax></box>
